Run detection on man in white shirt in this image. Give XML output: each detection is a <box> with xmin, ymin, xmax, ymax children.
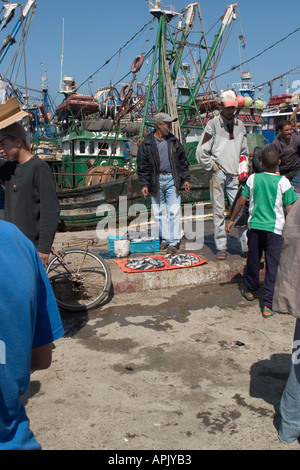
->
<box><xmin>196</xmin><ymin>90</ymin><xmax>249</xmax><ymax>260</ymax></box>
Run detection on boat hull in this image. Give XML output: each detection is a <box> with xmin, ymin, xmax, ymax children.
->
<box><xmin>57</xmin><ymin>165</ymin><xmax>211</xmax><ymax>231</ymax></box>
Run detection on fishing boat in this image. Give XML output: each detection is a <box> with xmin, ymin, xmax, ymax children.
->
<box><xmin>2</xmin><ymin>2</ymin><xmax>263</xmax><ymax>231</ymax></box>
<box><xmin>261</xmin><ymin>92</ymin><xmax>300</xmax><ymax>143</ymax></box>
<box><xmin>36</xmin><ymin>1</ymin><xmax>245</xmax><ymax>230</ymax></box>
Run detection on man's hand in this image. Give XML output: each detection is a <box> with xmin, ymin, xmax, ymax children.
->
<box><xmin>184</xmin><ymin>181</ymin><xmax>190</xmax><ymax>193</ymax></box>
<box><xmin>141</xmin><ymin>186</ymin><xmax>149</xmax><ymax>199</ymax></box>
<box><xmin>38</xmin><ymin>252</ymin><xmax>49</xmax><ymax>267</ymax></box>
<box><xmin>225</xmin><ymin>220</ymin><xmax>234</xmax><ymax>233</ymax></box>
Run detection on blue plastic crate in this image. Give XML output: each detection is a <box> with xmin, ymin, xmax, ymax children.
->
<box><xmin>108</xmin><ymin>235</ymin><xmax>160</xmax><ymax>255</ymax></box>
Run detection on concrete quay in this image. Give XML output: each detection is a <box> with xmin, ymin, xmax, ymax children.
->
<box><xmin>53</xmin><ymin>220</ymin><xmax>250</xmax><ymax>295</ymax></box>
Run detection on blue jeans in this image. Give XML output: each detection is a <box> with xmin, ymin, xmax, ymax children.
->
<box><xmin>151</xmin><ymin>174</ymin><xmax>181</xmax><ymax>246</ymax></box>
<box><xmin>210</xmin><ymin>169</ymin><xmax>248</xmax><ymax>252</ymax></box>
<box><xmin>290</xmin><ymin>171</ymin><xmax>300</xmax><ymax>195</ymax></box>
<box><xmin>279</xmin><ymin>318</ymin><xmax>300</xmax><ymax>444</ymax></box>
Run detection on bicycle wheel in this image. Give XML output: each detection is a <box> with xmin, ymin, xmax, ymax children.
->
<box><xmin>47</xmin><ymin>248</ymin><xmax>111</xmax><ymax>311</ymax></box>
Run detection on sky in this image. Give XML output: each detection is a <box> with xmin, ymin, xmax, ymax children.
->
<box><xmin>2</xmin><ymin>0</ymin><xmax>300</xmax><ymax>109</ymax></box>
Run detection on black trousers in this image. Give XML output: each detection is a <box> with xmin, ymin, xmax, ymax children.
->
<box><xmin>245</xmin><ymin>229</ymin><xmax>283</xmax><ymax>308</ymax></box>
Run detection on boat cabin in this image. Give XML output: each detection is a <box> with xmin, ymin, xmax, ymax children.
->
<box><xmin>59</xmin><ymin>126</ymin><xmax>131</xmax><ymax>188</ymax></box>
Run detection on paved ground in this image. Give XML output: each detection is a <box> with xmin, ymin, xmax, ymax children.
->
<box><xmin>22</xmin><ymin>223</ymin><xmax>300</xmax><ymax>451</ymax></box>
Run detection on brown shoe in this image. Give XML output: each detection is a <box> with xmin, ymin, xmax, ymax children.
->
<box><xmin>160</xmin><ymin>241</ymin><xmax>169</xmax><ymax>250</ymax></box>
<box><xmin>166</xmin><ymin>244</ymin><xmax>178</xmax><ymax>255</ymax></box>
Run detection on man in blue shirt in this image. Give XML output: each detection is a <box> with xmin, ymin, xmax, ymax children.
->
<box><xmin>0</xmin><ymin>220</ymin><xmax>64</xmax><ymax>450</ymax></box>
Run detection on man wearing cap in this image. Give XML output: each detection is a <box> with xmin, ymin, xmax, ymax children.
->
<box><xmin>0</xmin><ymin>122</ymin><xmax>60</xmax><ymax>266</ymax></box>
<box><xmin>137</xmin><ymin>112</ymin><xmax>190</xmax><ymax>254</ymax></box>
<box><xmin>196</xmin><ymin>90</ymin><xmax>249</xmax><ymax>260</ymax></box>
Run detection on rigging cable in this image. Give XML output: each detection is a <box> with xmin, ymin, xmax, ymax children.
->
<box><xmin>252</xmin><ymin>65</ymin><xmax>300</xmax><ymax>91</ymax></box>
<box><xmin>236</xmin><ymin>4</ymin><xmax>250</xmax><ymax>74</ymax></box>
<box><xmin>3</xmin><ymin>3</ymin><xmax>35</xmax><ymax>84</ymax></box>
<box><xmin>75</xmin><ymin>18</ymin><xmax>155</xmax><ymax>93</ymax></box>
<box><xmin>215</xmin><ymin>24</ymin><xmax>300</xmax><ymax>80</ymax></box>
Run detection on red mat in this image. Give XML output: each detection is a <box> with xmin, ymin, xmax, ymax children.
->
<box><xmin>114</xmin><ymin>253</ymin><xmax>207</xmax><ymax>273</ymax></box>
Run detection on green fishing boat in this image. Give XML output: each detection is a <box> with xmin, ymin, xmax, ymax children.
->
<box><xmin>33</xmin><ymin>2</ymin><xmax>262</xmax><ymax>230</ymax></box>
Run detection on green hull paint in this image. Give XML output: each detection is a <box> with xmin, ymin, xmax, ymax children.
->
<box><xmin>57</xmin><ymin>165</ymin><xmax>210</xmax><ymax>231</ymax></box>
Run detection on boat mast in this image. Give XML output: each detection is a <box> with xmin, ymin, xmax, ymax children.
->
<box><xmin>0</xmin><ymin>0</ymin><xmax>36</xmax><ymax>64</ymax></box>
<box><xmin>179</xmin><ymin>3</ymin><xmax>238</xmax><ymax>126</ymax></box>
<box><xmin>141</xmin><ymin>2</ymin><xmax>179</xmax><ymax>137</ymax></box>
<box><xmin>141</xmin><ymin>2</ymin><xmax>238</xmax><ymax>137</ymax></box>
<box><xmin>59</xmin><ymin>17</ymin><xmax>65</xmax><ymax>92</ymax></box>
<box><xmin>170</xmin><ymin>3</ymin><xmax>197</xmax><ymax>84</ymax></box>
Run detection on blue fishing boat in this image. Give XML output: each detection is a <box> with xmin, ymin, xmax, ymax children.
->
<box><xmin>262</xmin><ymin>93</ymin><xmax>300</xmax><ymax>143</ymax></box>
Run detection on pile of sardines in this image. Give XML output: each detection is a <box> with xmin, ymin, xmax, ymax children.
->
<box><xmin>125</xmin><ymin>254</ymin><xmax>199</xmax><ymax>271</ymax></box>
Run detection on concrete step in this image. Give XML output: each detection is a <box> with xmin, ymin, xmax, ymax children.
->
<box><xmin>53</xmin><ymin>220</ymin><xmax>253</xmax><ymax>295</ymax></box>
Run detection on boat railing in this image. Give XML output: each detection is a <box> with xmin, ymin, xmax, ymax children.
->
<box><xmin>48</xmin><ymin>159</ymin><xmax>135</xmax><ymax>189</ymax></box>
<box><xmin>232</xmin><ymin>82</ymin><xmax>254</xmax><ymax>93</ymax></box>
<box><xmin>148</xmin><ymin>2</ymin><xmax>176</xmax><ymax>14</ymax></box>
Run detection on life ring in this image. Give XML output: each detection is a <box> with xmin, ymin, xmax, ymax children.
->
<box><xmin>120</xmin><ymin>83</ymin><xmax>133</xmax><ymax>101</ymax></box>
<box><xmin>131</xmin><ymin>54</ymin><xmax>144</xmax><ymax>74</ymax></box>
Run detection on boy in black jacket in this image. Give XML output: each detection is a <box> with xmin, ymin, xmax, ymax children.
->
<box><xmin>0</xmin><ymin>122</ymin><xmax>60</xmax><ymax>266</ymax></box>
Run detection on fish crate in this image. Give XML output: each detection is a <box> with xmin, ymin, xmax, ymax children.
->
<box><xmin>108</xmin><ymin>235</ymin><xmax>160</xmax><ymax>255</ymax></box>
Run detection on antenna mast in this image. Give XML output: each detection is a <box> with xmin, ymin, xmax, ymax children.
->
<box><xmin>59</xmin><ymin>17</ymin><xmax>64</xmax><ymax>91</ymax></box>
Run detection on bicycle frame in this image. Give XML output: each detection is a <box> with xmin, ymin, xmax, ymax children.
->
<box><xmin>50</xmin><ymin>238</ymin><xmax>98</xmax><ymax>276</ymax></box>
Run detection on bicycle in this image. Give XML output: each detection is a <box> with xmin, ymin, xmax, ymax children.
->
<box><xmin>46</xmin><ymin>238</ymin><xmax>111</xmax><ymax>312</ymax></box>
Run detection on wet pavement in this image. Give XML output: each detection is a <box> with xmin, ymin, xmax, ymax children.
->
<box><xmin>60</xmin><ymin>280</ymin><xmax>248</xmax><ymax>338</ymax></box>
<box><xmin>25</xmin><ymin>280</ymin><xmax>299</xmax><ymax>450</ymax></box>
<box><xmin>23</xmin><ymin>219</ymin><xmax>300</xmax><ymax>451</ymax></box>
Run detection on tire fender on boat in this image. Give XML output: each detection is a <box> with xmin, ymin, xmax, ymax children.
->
<box><xmin>131</xmin><ymin>54</ymin><xmax>144</xmax><ymax>73</ymax></box>
<box><xmin>120</xmin><ymin>83</ymin><xmax>133</xmax><ymax>101</ymax></box>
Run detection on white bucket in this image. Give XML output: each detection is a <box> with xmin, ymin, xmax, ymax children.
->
<box><xmin>114</xmin><ymin>239</ymin><xmax>130</xmax><ymax>257</ymax></box>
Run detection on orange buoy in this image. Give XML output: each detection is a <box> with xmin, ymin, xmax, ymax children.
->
<box><xmin>236</xmin><ymin>95</ymin><xmax>245</xmax><ymax>107</ymax></box>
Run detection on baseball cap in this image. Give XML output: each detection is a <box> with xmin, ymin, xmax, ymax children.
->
<box><xmin>0</xmin><ymin>122</ymin><xmax>27</xmax><ymax>142</ymax></box>
<box><xmin>154</xmin><ymin>112</ymin><xmax>178</xmax><ymax>124</ymax></box>
<box><xmin>220</xmin><ymin>90</ymin><xmax>237</xmax><ymax>108</ymax></box>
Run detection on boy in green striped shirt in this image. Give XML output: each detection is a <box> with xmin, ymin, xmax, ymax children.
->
<box><xmin>226</xmin><ymin>146</ymin><xmax>298</xmax><ymax>318</ymax></box>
